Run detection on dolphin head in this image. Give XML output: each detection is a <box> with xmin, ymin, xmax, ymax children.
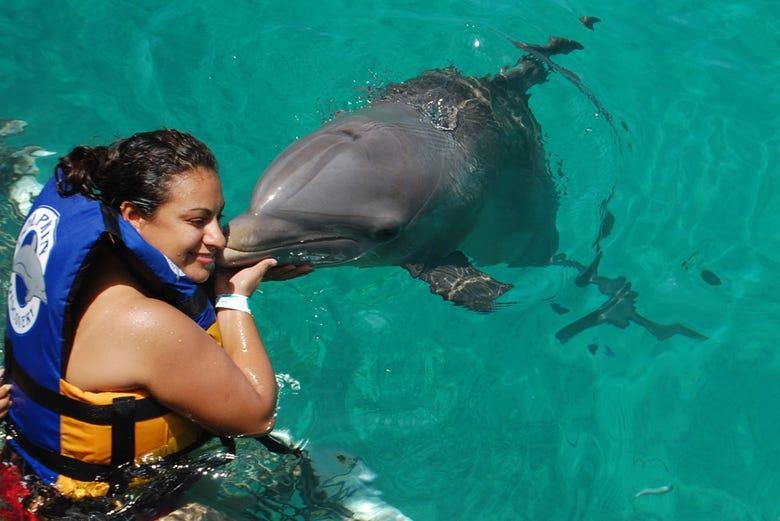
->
<box><xmin>221</xmin><ymin>104</ymin><xmax>449</xmax><ymax>268</ymax></box>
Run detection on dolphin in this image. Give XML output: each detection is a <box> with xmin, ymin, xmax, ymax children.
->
<box><xmin>12</xmin><ymin>233</ymin><xmax>47</xmax><ymax>305</ymax></box>
<box><xmin>222</xmin><ymin>38</ymin><xmax>583</xmax><ymax>311</ymax></box>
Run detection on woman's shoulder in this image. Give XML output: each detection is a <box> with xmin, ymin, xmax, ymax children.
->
<box><xmin>68</xmin><ymin>249</ymin><xmax>212</xmax><ymax>390</ymax></box>
<box><xmin>74</xmin><ymin>244</ymin><xmax>212</xmax><ymax>344</ymax></box>
<box><xmin>77</xmin><ymin>249</ymin><xmax>182</xmax><ymax>327</ymax></box>
<box><xmin>80</xmin><ymin>269</ymin><xmax>200</xmax><ymax>341</ymax></box>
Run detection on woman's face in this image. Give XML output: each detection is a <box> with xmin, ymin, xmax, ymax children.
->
<box><xmin>132</xmin><ymin>167</ymin><xmax>226</xmax><ymax>283</ymax></box>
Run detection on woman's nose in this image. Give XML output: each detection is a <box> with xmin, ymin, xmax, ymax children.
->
<box><xmin>204</xmin><ymin>218</ymin><xmax>227</xmax><ymax>249</ymax></box>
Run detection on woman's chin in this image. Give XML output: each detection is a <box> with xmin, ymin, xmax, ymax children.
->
<box><xmin>183</xmin><ymin>264</ymin><xmax>213</xmax><ymax>284</ymax></box>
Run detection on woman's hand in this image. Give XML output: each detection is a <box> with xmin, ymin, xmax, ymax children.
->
<box><xmin>0</xmin><ymin>369</ymin><xmax>11</xmax><ymax>419</ymax></box>
<box><xmin>214</xmin><ymin>258</ymin><xmax>279</xmax><ymax>296</ymax></box>
<box><xmin>264</xmin><ymin>263</ymin><xmax>313</xmax><ymax>281</ymax></box>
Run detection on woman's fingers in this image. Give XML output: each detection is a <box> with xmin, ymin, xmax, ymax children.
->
<box><xmin>264</xmin><ymin>263</ymin><xmax>313</xmax><ymax>281</ymax></box>
<box><xmin>270</xmin><ymin>264</ymin><xmax>297</xmax><ymax>275</ymax></box>
<box><xmin>253</xmin><ymin>258</ymin><xmax>279</xmax><ymax>275</ymax></box>
<box><xmin>215</xmin><ymin>260</ymin><xmax>313</xmax><ymax>295</ymax></box>
<box><xmin>245</xmin><ymin>258</ymin><xmax>278</xmax><ymax>283</ymax></box>
<box><xmin>218</xmin><ymin>258</ymin><xmax>278</xmax><ymax>296</ymax></box>
<box><xmin>0</xmin><ymin>383</ymin><xmax>11</xmax><ymax>418</ymax></box>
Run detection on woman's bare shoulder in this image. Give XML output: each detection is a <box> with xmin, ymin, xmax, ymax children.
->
<box><xmin>76</xmin><ymin>259</ymin><xmax>200</xmax><ymax>339</ymax></box>
<box><xmin>67</xmin><ymin>250</ymin><xmax>212</xmax><ymax>390</ymax></box>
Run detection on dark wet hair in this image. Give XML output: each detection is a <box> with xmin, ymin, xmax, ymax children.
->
<box><xmin>56</xmin><ymin>129</ymin><xmax>218</xmax><ymax>216</ymax></box>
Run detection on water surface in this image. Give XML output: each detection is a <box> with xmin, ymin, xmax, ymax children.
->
<box><xmin>1</xmin><ymin>1</ymin><xmax>778</xmax><ymax>519</ymax></box>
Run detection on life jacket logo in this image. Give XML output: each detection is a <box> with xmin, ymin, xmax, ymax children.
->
<box><xmin>8</xmin><ymin>206</ymin><xmax>59</xmax><ymax>334</ymax></box>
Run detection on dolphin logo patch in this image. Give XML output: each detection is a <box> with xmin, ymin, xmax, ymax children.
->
<box><xmin>12</xmin><ymin>233</ymin><xmax>47</xmax><ymax>305</ymax></box>
<box><xmin>8</xmin><ymin>206</ymin><xmax>59</xmax><ymax>334</ymax></box>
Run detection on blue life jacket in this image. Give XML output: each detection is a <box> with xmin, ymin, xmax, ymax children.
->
<box><xmin>4</xmin><ymin>172</ymin><xmax>216</xmax><ymax>492</ymax></box>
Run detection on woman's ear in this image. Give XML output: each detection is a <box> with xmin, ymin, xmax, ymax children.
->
<box><xmin>119</xmin><ymin>201</ymin><xmax>145</xmax><ymax>232</ymax></box>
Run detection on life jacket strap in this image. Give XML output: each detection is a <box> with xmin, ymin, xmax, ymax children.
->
<box><xmin>109</xmin><ymin>396</ymin><xmax>137</xmax><ymax>493</ymax></box>
<box><xmin>5</xmin><ymin>418</ymin><xmax>217</xmax><ymax>486</ymax></box>
<box><xmin>5</xmin><ymin>418</ymin><xmax>113</xmax><ymax>482</ymax></box>
<box><xmin>255</xmin><ymin>434</ymin><xmax>304</xmax><ymax>457</ymax></box>
<box><xmin>5</xmin><ymin>341</ymin><xmax>169</xmax><ymax>425</ymax></box>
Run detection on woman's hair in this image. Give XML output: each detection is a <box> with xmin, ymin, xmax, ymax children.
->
<box><xmin>56</xmin><ymin>129</ymin><xmax>218</xmax><ymax>216</ymax></box>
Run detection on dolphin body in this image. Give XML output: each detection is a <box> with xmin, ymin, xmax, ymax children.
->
<box><xmin>223</xmin><ymin>38</ymin><xmax>582</xmax><ymax>311</ymax></box>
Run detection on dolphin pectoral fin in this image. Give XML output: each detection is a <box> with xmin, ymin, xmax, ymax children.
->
<box><xmin>403</xmin><ymin>252</ymin><xmax>513</xmax><ymax>312</ymax></box>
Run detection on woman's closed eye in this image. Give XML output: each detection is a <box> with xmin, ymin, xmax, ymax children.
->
<box><xmin>188</xmin><ymin>218</ymin><xmax>208</xmax><ymax>227</ymax></box>
<box><xmin>188</xmin><ymin>212</ymin><xmax>221</xmax><ymax>228</ymax></box>
<box><xmin>186</xmin><ymin>204</ymin><xmax>224</xmax><ymax>228</ymax></box>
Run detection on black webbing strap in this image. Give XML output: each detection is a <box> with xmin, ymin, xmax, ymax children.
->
<box><xmin>254</xmin><ymin>434</ymin><xmax>303</xmax><ymax>457</ymax></box>
<box><xmin>218</xmin><ymin>435</ymin><xmax>301</xmax><ymax>458</ymax></box>
<box><xmin>7</xmin><ymin>349</ymin><xmax>169</xmax><ymax>425</ymax></box>
<box><xmin>5</xmin><ymin>418</ymin><xmax>217</xmax><ymax>485</ymax></box>
<box><xmin>4</xmin><ymin>338</ymin><xmax>171</xmax><ymax>489</ymax></box>
<box><xmin>219</xmin><ymin>436</ymin><xmax>237</xmax><ymax>455</ymax></box>
<box><xmin>109</xmin><ymin>396</ymin><xmax>137</xmax><ymax>493</ymax></box>
<box><xmin>5</xmin><ymin>419</ymin><xmax>113</xmax><ymax>482</ymax></box>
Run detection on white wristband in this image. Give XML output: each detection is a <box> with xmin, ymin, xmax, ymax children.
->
<box><xmin>215</xmin><ymin>294</ymin><xmax>253</xmax><ymax>315</ymax></box>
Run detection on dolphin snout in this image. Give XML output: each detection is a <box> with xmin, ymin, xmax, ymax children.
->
<box><xmin>220</xmin><ymin>211</ymin><xmax>366</xmax><ymax>268</ymax></box>
<box><xmin>225</xmin><ymin>213</ymin><xmax>276</xmax><ymax>252</ymax></box>
<box><xmin>219</xmin><ymin>213</ymin><xmax>287</xmax><ymax>267</ymax></box>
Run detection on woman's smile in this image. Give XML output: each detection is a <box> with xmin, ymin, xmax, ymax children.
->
<box><xmin>194</xmin><ymin>251</ymin><xmax>216</xmax><ymax>266</ymax></box>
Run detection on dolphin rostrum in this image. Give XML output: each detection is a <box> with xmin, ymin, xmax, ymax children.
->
<box><xmin>221</xmin><ymin>38</ymin><xmax>581</xmax><ymax>311</ymax></box>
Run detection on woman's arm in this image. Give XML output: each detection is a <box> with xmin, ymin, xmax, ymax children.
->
<box><xmin>68</xmin><ymin>257</ymin><xmax>281</xmax><ymax>437</ymax></box>
<box><xmin>214</xmin><ymin>308</ymin><xmax>277</xmax><ymax>432</ymax></box>
<box><xmin>211</xmin><ymin>258</ymin><xmax>280</xmax><ymax>433</ymax></box>
<box><xmin>135</xmin><ymin>304</ymin><xmax>278</xmax><ymax>436</ymax></box>
<box><xmin>122</xmin><ymin>302</ymin><xmax>278</xmax><ymax>435</ymax></box>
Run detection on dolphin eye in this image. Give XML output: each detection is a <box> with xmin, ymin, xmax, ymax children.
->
<box><xmin>372</xmin><ymin>225</ymin><xmax>400</xmax><ymax>241</ymax></box>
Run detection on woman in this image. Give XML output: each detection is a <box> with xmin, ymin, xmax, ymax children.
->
<box><xmin>1</xmin><ymin>129</ymin><xmax>308</xmax><ymax>516</ymax></box>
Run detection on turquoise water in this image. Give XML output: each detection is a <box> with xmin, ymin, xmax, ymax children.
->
<box><xmin>1</xmin><ymin>0</ymin><xmax>779</xmax><ymax>519</ymax></box>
